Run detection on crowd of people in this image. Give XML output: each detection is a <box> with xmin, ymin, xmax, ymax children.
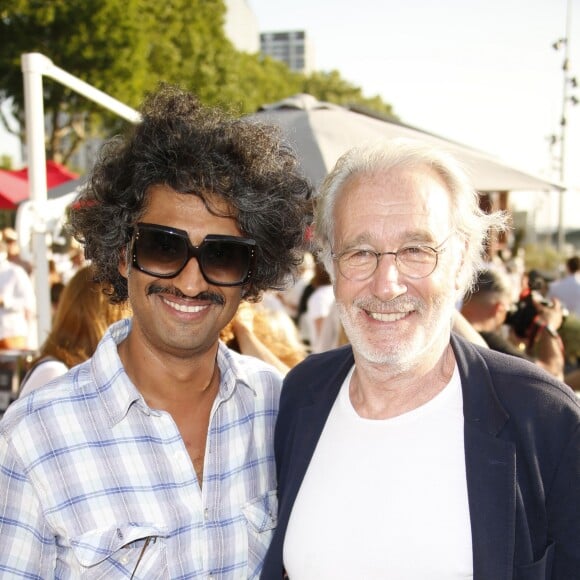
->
<box><xmin>2</xmin><ymin>219</ymin><xmax>580</xmax><ymax>391</ymax></box>
<box><xmin>10</xmin><ymin>245</ymin><xmax>579</xmax><ymax>391</ymax></box>
<box><xmin>0</xmin><ymin>84</ymin><xmax>578</xmax><ymax>577</ymax></box>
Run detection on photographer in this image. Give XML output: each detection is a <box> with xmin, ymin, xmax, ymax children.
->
<box><xmin>461</xmin><ymin>268</ymin><xmax>565</xmax><ymax>380</ymax></box>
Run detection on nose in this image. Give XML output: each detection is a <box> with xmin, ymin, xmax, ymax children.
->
<box><xmin>175</xmin><ymin>254</ymin><xmax>209</xmax><ymax>294</ymax></box>
<box><xmin>370</xmin><ymin>253</ymin><xmax>407</xmax><ymax>299</ymax></box>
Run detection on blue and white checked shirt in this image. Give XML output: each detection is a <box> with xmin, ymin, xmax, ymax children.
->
<box><xmin>0</xmin><ymin>318</ymin><xmax>281</xmax><ymax>578</ymax></box>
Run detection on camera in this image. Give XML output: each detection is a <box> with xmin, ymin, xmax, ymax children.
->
<box><xmin>505</xmin><ymin>270</ymin><xmax>555</xmax><ymax>339</ymax></box>
<box><xmin>505</xmin><ymin>291</ymin><xmax>569</xmax><ymax>340</ymax></box>
<box><xmin>505</xmin><ymin>291</ymin><xmax>544</xmax><ymax>339</ymax></box>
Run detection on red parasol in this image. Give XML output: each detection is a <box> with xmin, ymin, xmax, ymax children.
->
<box><xmin>0</xmin><ymin>160</ymin><xmax>79</xmax><ymax>209</ymax></box>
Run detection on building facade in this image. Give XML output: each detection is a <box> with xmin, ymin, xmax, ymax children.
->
<box><xmin>260</xmin><ymin>30</ymin><xmax>315</xmax><ymax>74</ymax></box>
<box><xmin>224</xmin><ymin>0</ymin><xmax>260</xmax><ymax>53</ymax></box>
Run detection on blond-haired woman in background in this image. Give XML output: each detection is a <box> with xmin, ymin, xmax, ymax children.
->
<box><xmin>19</xmin><ymin>266</ymin><xmax>130</xmax><ymax>396</ymax></box>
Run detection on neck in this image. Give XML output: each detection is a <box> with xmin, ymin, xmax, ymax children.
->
<box><xmin>117</xmin><ymin>335</ymin><xmax>221</xmax><ymax>408</ymax></box>
<box><xmin>350</xmin><ymin>343</ymin><xmax>455</xmax><ymax>420</ymax></box>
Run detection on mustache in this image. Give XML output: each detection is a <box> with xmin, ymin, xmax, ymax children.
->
<box><xmin>146</xmin><ymin>284</ymin><xmax>225</xmax><ymax>306</ymax></box>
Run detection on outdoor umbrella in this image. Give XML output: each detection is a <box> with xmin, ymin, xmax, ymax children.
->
<box><xmin>0</xmin><ymin>160</ymin><xmax>79</xmax><ymax>209</ymax></box>
<box><xmin>246</xmin><ymin>94</ymin><xmax>561</xmax><ymax>193</ymax></box>
<box><xmin>0</xmin><ymin>170</ymin><xmax>30</xmax><ymax>209</ymax></box>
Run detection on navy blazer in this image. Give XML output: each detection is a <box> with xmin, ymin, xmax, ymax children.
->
<box><xmin>261</xmin><ymin>334</ymin><xmax>580</xmax><ymax>580</ymax></box>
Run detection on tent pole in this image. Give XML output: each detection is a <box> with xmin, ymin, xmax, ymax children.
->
<box><xmin>20</xmin><ymin>52</ymin><xmax>140</xmax><ymax>350</ymax></box>
<box><xmin>21</xmin><ymin>53</ymin><xmax>50</xmax><ymax>350</ymax></box>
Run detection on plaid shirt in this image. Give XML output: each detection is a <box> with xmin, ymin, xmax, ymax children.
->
<box><xmin>0</xmin><ymin>319</ymin><xmax>281</xmax><ymax>579</ymax></box>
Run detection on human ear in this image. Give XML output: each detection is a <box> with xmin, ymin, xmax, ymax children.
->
<box><xmin>118</xmin><ymin>245</ymin><xmax>130</xmax><ymax>279</ymax></box>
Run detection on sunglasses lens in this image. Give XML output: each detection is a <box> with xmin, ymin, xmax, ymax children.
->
<box><xmin>133</xmin><ymin>224</ymin><xmax>254</xmax><ymax>285</ymax></box>
<box><xmin>201</xmin><ymin>240</ymin><xmax>251</xmax><ymax>285</ymax></box>
<box><xmin>135</xmin><ymin>229</ymin><xmax>186</xmax><ymax>277</ymax></box>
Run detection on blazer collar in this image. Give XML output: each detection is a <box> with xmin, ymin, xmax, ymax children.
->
<box><xmin>451</xmin><ymin>333</ymin><xmax>516</xmax><ymax>580</ymax></box>
<box><xmin>281</xmin><ymin>337</ymin><xmax>517</xmax><ymax>580</ymax></box>
<box><xmin>279</xmin><ymin>346</ymin><xmax>355</xmax><ymax>503</ymax></box>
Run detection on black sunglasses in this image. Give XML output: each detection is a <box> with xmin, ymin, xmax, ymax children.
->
<box><xmin>131</xmin><ymin>223</ymin><xmax>256</xmax><ymax>286</ymax></box>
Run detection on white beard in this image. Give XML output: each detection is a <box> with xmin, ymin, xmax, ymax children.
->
<box><xmin>336</xmin><ymin>292</ymin><xmax>455</xmax><ymax>372</ymax></box>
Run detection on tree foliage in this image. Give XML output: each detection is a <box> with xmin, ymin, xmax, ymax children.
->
<box><xmin>301</xmin><ymin>70</ymin><xmax>395</xmax><ymax>117</ymax></box>
<box><xmin>0</xmin><ymin>0</ymin><xmax>396</xmax><ymax>165</ymax></box>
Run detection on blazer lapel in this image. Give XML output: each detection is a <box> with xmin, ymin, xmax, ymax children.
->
<box><xmin>277</xmin><ymin>348</ymin><xmax>354</xmax><ymax>540</ymax></box>
<box><xmin>452</xmin><ymin>335</ymin><xmax>516</xmax><ymax>580</ymax></box>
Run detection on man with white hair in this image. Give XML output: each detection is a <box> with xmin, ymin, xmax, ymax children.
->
<box><xmin>261</xmin><ymin>139</ymin><xmax>580</xmax><ymax>579</ymax></box>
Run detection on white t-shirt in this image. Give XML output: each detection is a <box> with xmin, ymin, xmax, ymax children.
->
<box><xmin>0</xmin><ymin>260</ymin><xmax>36</xmax><ymax>341</ymax></box>
<box><xmin>284</xmin><ymin>365</ymin><xmax>473</xmax><ymax>580</ymax></box>
<box><xmin>19</xmin><ymin>359</ymin><xmax>69</xmax><ymax>398</ymax></box>
<box><xmin>305</xmin><ymin>285</ymin><xmax>335</xmax><ymax>353</ymax></box>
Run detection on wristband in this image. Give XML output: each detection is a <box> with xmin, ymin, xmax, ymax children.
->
<box><xmin>543</xmin><ymin>324</ymin><xmax>559</xmax><ymax>338</ymax></box>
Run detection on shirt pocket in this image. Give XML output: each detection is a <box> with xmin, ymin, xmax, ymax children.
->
<box><xmin>242</xmin><ymin>490</ymin><xmax>278</xmax><ymax>578</ymax></box>
<box><xmin>70</xmin><ymin>523</ymin><xmax>168</xmax><ymax>579</ymax></box>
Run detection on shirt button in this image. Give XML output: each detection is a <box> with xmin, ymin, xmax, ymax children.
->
<box><xmin>204</xmin><ymin>508</ymin><xmax>209</xmax><ymax>520</ymax></box>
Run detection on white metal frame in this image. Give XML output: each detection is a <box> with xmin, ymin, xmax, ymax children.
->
<box><xmin>21</xmin><ymin>52</ymin><xmax>140</xmax><ymax>347</ymax></box>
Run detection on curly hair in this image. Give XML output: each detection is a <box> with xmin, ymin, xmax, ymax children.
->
<box><xmin>69</xmin><ymin>84</ymin><xmax>313</xmax><ymax>303</ymax></box>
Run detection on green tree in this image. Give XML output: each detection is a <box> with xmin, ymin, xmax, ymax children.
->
<box><xmin>0</xmin><ymin>0</ymin><xmax>233</xmax><ymax>163</ymax></box>
<box><xmin>0</xmin><ymin>0</ymin><xmax>397</xmax><ymax>162</ymax></box>
<box><xmin>0</xmin><ymin>154</ymin><xmax>14</xmax><ymax>169</ymax></box>
<box><xmin>223</xmin><ymin>53</ymin><xmax>303</xmax><ymax>114</ymax></box>
<box><xmin>301</xmin><ymin>70</ymin><xmax>397</xmax><ymax>118</ymax></box>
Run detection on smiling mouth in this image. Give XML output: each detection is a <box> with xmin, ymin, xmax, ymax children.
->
<box><xmin>367</xmin><ymin>311</ymin><xmax>410</xmax><ymax>322</ymax></box>
<box><xmin>161</xmin><ymin>296</ymin><xmax>210</xmax><ymax>314</ymax></box>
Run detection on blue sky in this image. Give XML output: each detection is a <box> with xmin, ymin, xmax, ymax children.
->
<box><xmin>249</xmin><ymin>0</ymin><xmax>580</xmax><ymax>231</ymax></box>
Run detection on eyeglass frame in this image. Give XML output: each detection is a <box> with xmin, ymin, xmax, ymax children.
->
<box><xmin>331</xmin><ymin>235</ymin><xmax>452</xmax><ymax>281</ymax></box>
<box><xmin>131</xmin><ymin>222</ymin><xmax>257</xmax><ymax>286</ymax></box>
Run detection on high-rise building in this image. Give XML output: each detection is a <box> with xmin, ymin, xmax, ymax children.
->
<box><xmin>260</xmin><ymin>30</ymin><xmax>315</xmax><ymax>74</ymax></box>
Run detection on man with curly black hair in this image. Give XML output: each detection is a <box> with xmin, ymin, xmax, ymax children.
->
<box><xmin>0</xmin><ymin>85</ymin><xmax>312</xmax><ymax>578</ymax></box>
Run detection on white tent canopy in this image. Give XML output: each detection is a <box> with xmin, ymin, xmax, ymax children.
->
<box><xmin>248</xmin><ymin>94</ymin><xmax>562</xmax><ymax>193</ymax></box>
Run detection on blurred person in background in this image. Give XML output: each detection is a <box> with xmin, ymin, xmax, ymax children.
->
<box><xmin>277</xmin><ymin>251</ymin><xmax>315</xmax><ymax>321</ymax></box>
<box><xmin>461</xmin><ymin>267</ymin><xmax>566</xmax><ymax>380</ymax></box>
<box><xmin>295</xmin><ymin>259</ymin><xmax>333</xmax><ymax>351</ymax></box>
<box><xmin>60</xmin><ymin>245</ymin><xmax>88</xmax><ymax>284</ymax></box>
<box><xmin>18</xmin><ymin>265</ymin><xmax>131</xmax><ymax>397</ymax></box>
<box><xmin>0</xmin><ymin>239</ymin><xmax>36</xmax><ymax>350</ymax></box>
<box><xmin>221</xmin><ymin>302</ymin><xmax>308</xmax><ymax>375</ymax></box>
<box><xmin>549</xmin><ymin>255</ymin><xmax>580</xmax><ymax>318</ymax></box>
<box><xmin>2</xmin><ymin>227</ymin><xmax>33</xmax><ymax>276</ymax></box>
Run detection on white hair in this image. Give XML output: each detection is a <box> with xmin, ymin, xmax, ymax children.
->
<box><xmin>314</xmin><ymin>138</ymin><xmax>509</xmax><ymax>296</ymax></box>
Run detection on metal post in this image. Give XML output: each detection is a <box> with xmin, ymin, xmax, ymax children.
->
<box><xmin>557</xmin><ymin>0</ymin><xmax>573</xmax><ymax>252</ymax></box>
<box><xmin>21</xmin><ymin>53</ymin><xmax>51</xmax><ymax>349</ymax></box>
<box><xmin>20</xmin><ymin>52</ymin><xmax>140</xmax><ymax>348</ymax></box>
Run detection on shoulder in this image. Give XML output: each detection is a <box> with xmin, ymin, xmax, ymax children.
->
<box><xmin>453</xmin><ymin>334</ymin><xmax>580</xmax><ymax>425</ymax></box>
<box><xmin>307</xmin><ymin>285</ymin><xmax>334</xmax><ymax>306</ymax></box>
<box><xmin>479</xmin><ymin>331</ymin><xmax>531</xmax><ymax>360</ymax></box>
<box><xmin>1</xmin><ymin>360</ymin><xmax>93</xmax><ymax>438</ymax></box>
<box><xmin>474</xmin><ymin>339</ymin><xmax>570</xmax><ymax>390</ymax></box>
<box><xmin>19</xmin><ymin>358</ymin><xmax>69</xmax><ymax>397</ymax></box>
<box><xmin>281</xmin><ymin>345</ymin><xmax>354</xmax><ymax>402</ymax></box>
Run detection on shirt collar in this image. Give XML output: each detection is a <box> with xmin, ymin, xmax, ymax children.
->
<box><xmin>216</xmin><ymin>341</ymin><xmax>258</xmax><ymax>401</ymax></box>
<box><xmin>93</xmin><ymin>319</ymin><xmax>257</xmax><ymax>426</ymax></box>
